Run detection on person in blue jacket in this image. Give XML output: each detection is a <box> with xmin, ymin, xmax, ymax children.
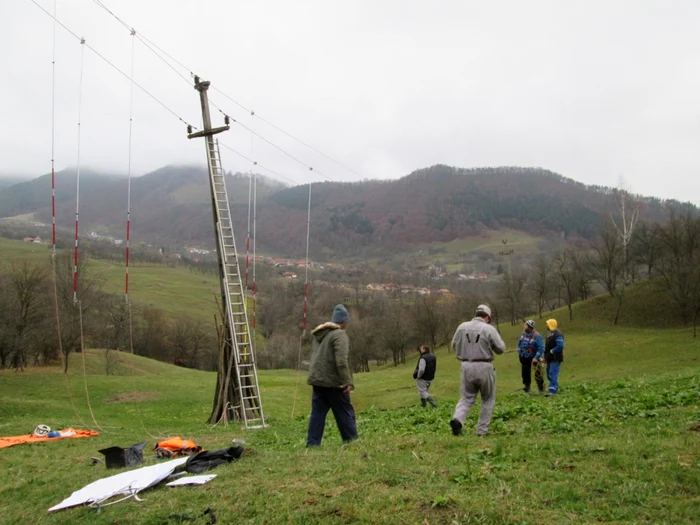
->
<box><xmin>544</xmin><ymin>319</ymin><xmax>565</xmax><ymax>395</ymax></box>
<box><xmin>517</xmin><ymin>320</ymin><xmax>544</xmax><ymax>393</ymax></box>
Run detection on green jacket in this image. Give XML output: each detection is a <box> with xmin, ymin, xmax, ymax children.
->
<box><xmin>307</xmin><ymin>322</ymin><xmax>354</xmax><ymax>388</ymax></box>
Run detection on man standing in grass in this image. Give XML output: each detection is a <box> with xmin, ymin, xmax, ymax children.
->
<box><xmin>517</xmin><ymin>320</ymin><xmax>545</xmax><ymax>393</ymax></box>
<box><xmin>544</xmin><ymin>319</ymin><xmax>565</xmax><ymax>396</ymax></box>
<box><xmin>306</xmin><ymin>304</ymin><xmax>358</xmax><ymax>447</ymax></box>
<box><xmin>449</xmin><ymin>304</ymin><xmax>506</xmax><ymax>436</ymax></box>
<box><xmin>413</xmin><ymin>345</ymin><xmax>438</xmax><ymax>408</ymax></box>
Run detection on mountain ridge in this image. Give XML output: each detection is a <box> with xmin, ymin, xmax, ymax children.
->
<box><xmin>0</xmin><ymin>164</ymin><xmax>694</xmax><ymax>257</ymax></box>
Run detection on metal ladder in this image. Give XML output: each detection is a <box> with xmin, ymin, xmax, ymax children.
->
<box><xmin>207</xmin><ymin>138</ymin><xmax>265</xmax><ymax>429</ymax></box>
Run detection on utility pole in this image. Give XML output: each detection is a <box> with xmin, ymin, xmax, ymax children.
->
<box><xmin>188</xmin><ymin>77</ymin><xmax>265</xmax><ymax>428</ymax></box>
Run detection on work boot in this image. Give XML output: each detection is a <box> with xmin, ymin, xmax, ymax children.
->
<box><xmin>421</xmin><ymin>398</ymin><xmax>427</xmax><ymax>408</ymax></box>
<box><xmin>449</xmin><ymin>419</ymin><xmax>463</xmax><ymax>436</ymax></box>
<box><xmin>427</xmin><ymin>396</ymin><xmax>437</xmax><ymax>408</ymax></box>
<box><xmin>537</xmin><ymin>384</ymin><xmax>544</xmax><ymax>394</ymax></box>
<box><xmin>523</xmin><ymin>385</ymin><xmax>530</xmax><ymax>393</ymax></box>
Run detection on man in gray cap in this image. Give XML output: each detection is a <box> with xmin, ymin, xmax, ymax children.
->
<box><xmin>306</xmin><ymin>304</ymin><xmax>358</xmax><ymax>446</ymax></box>
<box><xmin>449</xmin><ymin>304</ymin><xmax>506</xmax><ymax>436</ymax></box>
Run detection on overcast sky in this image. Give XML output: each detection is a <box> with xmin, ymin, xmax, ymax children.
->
<box><xmin>2</xmin><ymin>0</ymin><xmax>699</xmax><ymax>203</ymax></box>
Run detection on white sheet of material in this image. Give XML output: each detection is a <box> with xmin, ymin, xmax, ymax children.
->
<box><xmin>166</xmin><ymin>474</ymin><xmax>217</xmax><ymax>487</ymax></box>
<box><xmin>48</xmin><ymin>457</ymin><xmax>189</xmax><ymax>512</ymax></box>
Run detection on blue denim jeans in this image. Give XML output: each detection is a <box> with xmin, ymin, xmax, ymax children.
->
<box><xmin>546</xmin><ymin>361</ymin><xmax>561</xmax><ymax>394</ymax></box>
<box><xmin>307</xmin><ymin>386</ymin><xmax>358</xmax><ymax>446</ymax></box>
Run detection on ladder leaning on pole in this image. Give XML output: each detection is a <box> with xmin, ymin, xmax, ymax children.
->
<box><xmin>207</xmin><ymin>138</ymin><xmax>265</xmax><ymax>429</ymax></box>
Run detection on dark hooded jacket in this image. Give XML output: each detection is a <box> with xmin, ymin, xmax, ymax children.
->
<box><xmin>307</xmin><ymin>322</ymin><xmax>353</xmax><ymax>388</ymax></box>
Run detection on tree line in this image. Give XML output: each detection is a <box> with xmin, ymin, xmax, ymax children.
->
<box><xmin>0</xmin><ymin>252</ymin><xmax>218</xmax><ymax>372</ymax></box>
<box><xmin>1</xmin><ymin>198</ymin><xmax>698</xmax><ymax>374</ymax></box>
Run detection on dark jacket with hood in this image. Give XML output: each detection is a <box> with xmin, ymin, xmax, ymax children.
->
<box><xmin>307</xmin><ymin>322</ymin><xmax>353</xmax><ymax>388</ymax></box>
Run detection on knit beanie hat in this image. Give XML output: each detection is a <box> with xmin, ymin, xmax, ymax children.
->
<box><xmin>331</xmin><ymin>304</ymin><xmax>350</xmax><ymax>324</ymax></box>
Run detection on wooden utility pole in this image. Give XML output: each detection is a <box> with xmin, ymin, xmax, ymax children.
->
<box><xmin>188</xmin><ymin>77</ymin><xmax>265</xmax><ymax>427</ymax></box>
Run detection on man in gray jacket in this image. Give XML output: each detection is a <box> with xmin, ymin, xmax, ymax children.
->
<box><xmin>306</xmin><ymin>304</ymin><xmax>358</xmax><ymax>446</ymax></box>
<box><xmin>449</xmin><ymin>304</ymin><xmax>506</xmax><ymax>436</ymax></box>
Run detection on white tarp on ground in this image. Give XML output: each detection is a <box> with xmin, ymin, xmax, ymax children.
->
<box><xmin>48</xmin><ymin>457</ymin><xmax>189</xmax><ymax>512</ymax></box>
<box><xmin>166</xmin><ymin>474</ymin><xmax>217</xmax><ymax>487</ymax></box>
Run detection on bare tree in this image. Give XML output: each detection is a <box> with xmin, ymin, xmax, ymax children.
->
<box><xmin>656</xmin><ymin>209</ymin><xmax>700</xmax><ymax>336</ymax></box>
<box><xmin>6</xmin><ymin>261</ymin><xmax>49</xmax><ymax>370</ymax></box>
<box><xmin>53</xmin><ymin>252</ymin><xmax>105</xmax><ymax>372</ymax></box>
<box><xmin>169</xmin><ymin>315</ymin><xmax>215</xmax><ymax>369</ymax></box>
<box><xmin>531</xmin><ymin>255</ymin><xmax>552</xmax><ymax>318</ymax></box>
<box><xmin>411</xmin><ymin>295</ymin><xmax>446</xmax><ymax>348</ymax></box>
<box><xmin>607</xmin><ymin>182</ymin><xmax>640</xmax><ymax>324</ymax></box>
<box><xmin>610</xmin><ymin>181</ymin><xmax>640</xmax><ymax>283</ymax></box>
<box><xmin>633</xmin><ymin>221</ymin><xmax>660</xmax><ymax>280</ymax></box>
<box><xmin>592</xmin><ymin>223</ymin><xmax>625</xmax><ymax>297</ymax></box>
<box><xmin>499</xmin><ymin>269</ymin><xmax>528</xmax><ymax>325</ymax></box>
<box><xmin>552</xmin><ymin>249</ymin><xmax>580</xmax><ymax>321</ymax></box>
<box><xmin>383</xmin><ymin>295</ymin><xmax>411</xmax><ymax>366</ymax></box>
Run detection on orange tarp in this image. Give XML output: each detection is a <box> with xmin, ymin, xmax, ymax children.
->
<box><xmin>0</xmin><ymin>428</ymin><xmax>99</xmax><ymax>449</ymax></box>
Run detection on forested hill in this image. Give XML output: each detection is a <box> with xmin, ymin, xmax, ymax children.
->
<box><xmin>256</xmin><ymin>165</ymin><xmax>683</xmax><ymax>255</ymax></box>
<box><xmin>0</xmin><ymin>164</ymin><xmax>691</xmax><ymax>257</ymax></box>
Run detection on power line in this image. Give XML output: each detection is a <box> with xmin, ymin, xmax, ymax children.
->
<box><xmin>211</xmin><ymin>87</ymin><xmax>365</xmax><ymax>179</ymax></box>
<box><xmin>85</xmin><ymin>0</ymin><xmax>365</xmax><ymax>180</ymax></box>
<box><xmin>212</xmin><ymin>102</ymin><xmax>334</xmax><ymax>182</ymax></box>
<box><xmin>29</xmin><ymin>0</ymin><xmax>198</xmax><ymax>130</ymax></box>
<box><xmin>217</xmin><ymin>141</ymin><xmax>309</xmax><ymax>186</ymax></box>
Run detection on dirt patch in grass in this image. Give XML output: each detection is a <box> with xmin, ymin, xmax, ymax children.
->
<box><xmin>105</xmin><ymin>391</ymin><xmax>161</xmax><ymax>403</ymax></box>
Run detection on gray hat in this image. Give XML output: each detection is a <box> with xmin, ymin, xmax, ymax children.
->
<box><xmin>331</xmin><ymin>304</ymin><xmax>350</xmax><ymax>324</ymax></box>
<box><xmin>525</xmin><ymin>319</ymin><xmax>535</xmax><ymax>329</ymax></box>
<box><xmin>476</xmin><ymin>304</ymin><xmax>492</xmax><ymax>317</ymax></box>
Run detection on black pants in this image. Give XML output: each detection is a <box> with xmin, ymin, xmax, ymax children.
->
<box><xmin>307</xmin><ymin>386</ymin><xmax>358</xmax><ymax>446</ymax></box>
<box><xmin>520</xmin><ymin>355</ymin><xmax>544</xmax><ymax>390</ymax></box>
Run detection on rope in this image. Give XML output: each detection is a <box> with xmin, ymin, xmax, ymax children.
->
<box><xmin>125</xmin><ymin>28</ymin><xmax>135</xmax><ymax>353</ymax></box>
<box><xmin>50</xmin><ymin>0</ymin><xmax>57</xmax><ymax>253</ymax></box>
<box><xmin>72</xmin><ymin>38</ymin><xmax>86</xmax><ymax>306</ymax></box>
<box><xmin>211</xmin><ymin>86</ymin><xmax>364</xmax><ymax>180</ymax></box>
<box><xmin>303</xmin><ymin>183</ymin><xmax>312</xmax><ymax>332</ymax></box>
<box><xmin>29</xmin><ymin>0</ymin><xmax>198</xmax><ymax>131</ymax></box>
<box><xmin>252</xmin><ymin>173</ymin><xmax>257</xmax><ymax>334</ymax></box>
<box><xmin>291</xmin><ymin>184</ymin><xmax>313</xmax><ymax>418</ymax></box>
<box><xmin>244</xmin><ymin>124</ymin><xmax>253</xmax><ymax>292</ymax></box>
<box><xmin>89</xmin><ymin>0</ymin><xmax>363</xmax><ymax>181</ymax></box>
<box><xmin>213</xmin><ymin>105</ymin><xmax>335</xmax><ymax>182</ymax></box>
<box><xmin>290</xmin><ymin>335</ymin><xmax>304</xmax><ymax>419</ymax></box>
<box><xmin>79</xmin><ymin>302</ymin><xmax>103</xmax><ymax>431</ymax></box>
<box><xmin>45</xmin><ymin>0</ymin><xmax>88</xmax><ymax>430</ymax></box>
<box><xmin>218</xmin><ymin>141</ymin><xmax>300</xmax><ymax>186</ymax></box>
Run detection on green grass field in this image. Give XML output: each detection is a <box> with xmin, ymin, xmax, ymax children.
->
<box><xmin>1</xmin><ymin>312</ymin><xmax>698</xmax><ymax>524</ymax></box>
<box><xmin>0</xmin><ymin>237</ymin><xmax>221</xmax><ymax>321</ymax></box>
<box><xmin>95</xmin><ymin>259</ymin><xmax>221</xmax><ymax>321</ymax></box>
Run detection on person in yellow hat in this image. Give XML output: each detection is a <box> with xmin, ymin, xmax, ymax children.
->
<box><xmin>544</xmin><ymin>319</ymin><xmax>565</xmax><ymax>395</ymax></box>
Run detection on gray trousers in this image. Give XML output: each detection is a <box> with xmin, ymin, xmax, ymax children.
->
<box><xmin>416</xmin><ymin>379</ymin><xmax>432</xmax><ymax>399</ymax></box>
<box><xmin>452</xmin><ymin>361</ymin><xmax>496</xmax><ymax>435</ymax></box>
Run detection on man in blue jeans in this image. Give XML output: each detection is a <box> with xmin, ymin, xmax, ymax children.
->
<box><xmin>306</xmin><ymin>304</ymin><xmax>358</xmax><ymax>446</ymax></box>
<box><xmin>544</xmin><ymin>319</ymin><xmax>565</xmax><ymax>395</ymax></box>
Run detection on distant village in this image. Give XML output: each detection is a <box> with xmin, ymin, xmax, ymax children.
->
<box><xmin>20</xmin><ymin>229</ymin><xmax>491</xmax><ymax>295</ymax></box>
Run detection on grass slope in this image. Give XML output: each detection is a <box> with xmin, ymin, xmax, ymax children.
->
<box><xmin>0</xmin><ymin>237</ymin><xmax>220</xmax><ymax>321</ymax></box>
<box><xmin>1</xmin><ymin>314</ymin><xmax>699</xmax><ymax>524</ymax></box>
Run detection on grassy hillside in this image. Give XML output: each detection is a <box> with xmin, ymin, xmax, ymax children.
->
<box><xmin>1</xmin><ymin>311</ymin><xmax>698</xmax><ymax>523</ymax></box>
<box><xmin>0</xmin><ymin>236</ymin><xmax>53</xmax><ymax>263</ymax></box>
<box><xmin>572</xmin><ymin>278</ymin><xmax>682</xmax><ymax>328</ymax></box>
<box><xmin>0</xmin><ymin>237</ymin><xmax>220</xmax><ymax>322</ymax></box>
<box><xmin>94</xmin><ymin>259</ymin><xmax>220</xmax><ymax>321</ymax></box>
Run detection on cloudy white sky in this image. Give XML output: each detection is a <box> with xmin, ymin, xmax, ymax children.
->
<box><xmin>1</xmin><ymin>0</ymin><xmax>699</xmax><ymax>202</ymax></box>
